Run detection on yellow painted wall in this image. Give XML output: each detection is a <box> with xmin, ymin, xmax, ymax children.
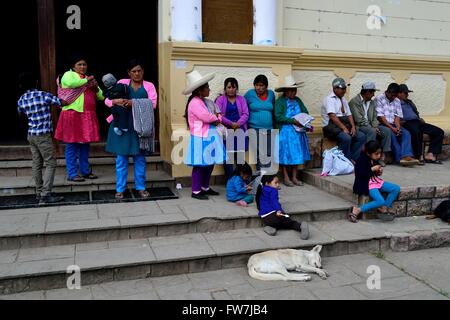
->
<box><xmin>158</xmin><ymin>42</ymin><xmax>450</xmax><ymax>178</ymax></box>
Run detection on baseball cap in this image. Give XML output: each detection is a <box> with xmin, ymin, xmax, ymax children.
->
<box><xmin>399</xmin><ymin>84</ymin><xmax>413</xmax><ymax>93</ymax></box>
<box><xmin>332</xmin><ymin>78</ymin><xmax>350</xmax><ymax>89</ymax></box>
<box><xmin>361</xmin><ymin>81</ymin><xmax>380</xmax><ymax>91</ymax></box>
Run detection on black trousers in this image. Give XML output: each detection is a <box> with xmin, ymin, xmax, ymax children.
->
<box><xmin>402</xmin><ymin>120</ymin><xmax>444</xmax><ymax>158</ymax></box>
<box><xmin>263</xmin><ymin>213</ymin><xmax>302</xmax><ymax>232</ymax></box>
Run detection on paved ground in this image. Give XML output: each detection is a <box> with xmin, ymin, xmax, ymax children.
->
<box><xmin>1</xmin><ymin>248</ymin><xmax>449</xmax><ymax>300</ymax></box>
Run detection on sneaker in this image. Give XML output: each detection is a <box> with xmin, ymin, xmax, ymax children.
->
<box><xmin>40</xmin><ymin>195</ymin><xmax>64</xmax><ymax>204</ymax></box>
<box><xmin>300</xmin><ymin>222</ymin><xmax>310</xmax><ymax>240</ymax></box>
<box><xmin>201</xmin><ymin>188</ymin><xmax>220</xmax><ymax>196</ymax></box>
<box><xmin>192</xmin><ymin>193</ymin><xmax>209</xmax><ymax>201</ymax></box>
<box><xmin>263</xmin><ymin>226</ymin><xmax>277</xmax><ymax>236</ymax></box>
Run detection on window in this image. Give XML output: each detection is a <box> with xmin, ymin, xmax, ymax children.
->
<box><xmin>202</xmin><ymin>0</ymin><xmax>253</xmax><ymax>44</ymax></box>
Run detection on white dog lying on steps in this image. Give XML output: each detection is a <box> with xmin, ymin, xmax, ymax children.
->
<box><xmin>248</xmin><ymin>245</ymin><xmax>329</xmax><ymax>281</ymax></box>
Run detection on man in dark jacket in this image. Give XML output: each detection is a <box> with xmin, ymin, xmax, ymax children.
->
<box><xmin>398</xmin><ymin>84</ymin><xmax>445</xmax><ymax>164</ymax></box>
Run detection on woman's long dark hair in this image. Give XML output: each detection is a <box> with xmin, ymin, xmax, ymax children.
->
<box><xmin>184</xmin><ymin>84</ymin><xmax>208</xmax><ymax>129</ymax></box>
<box><xmin>364</xmin><ymin>140</ymin><xmax>382</xmax><ymax>181</ymax></box>
<box><xmin>255</xmin><ymin>175</ymin><xmax>278</xmax><ymax>211</ymax></box>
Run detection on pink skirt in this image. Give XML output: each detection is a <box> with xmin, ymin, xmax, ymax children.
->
<box><xmin>55</xmin><ymin>110</ymin><xmax>100</xmax><ymax>143</ymax></box>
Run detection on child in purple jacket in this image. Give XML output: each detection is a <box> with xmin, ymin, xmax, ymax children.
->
<box><xmin>256</xmin><ymin>175</ymin><xmax>309</xmax><ymax>239</ymax></box>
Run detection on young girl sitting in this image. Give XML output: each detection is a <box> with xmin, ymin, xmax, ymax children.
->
<box><xmin>350</xmin><ymin>141</ymin><xmax>401</xmax><ymax>223</ymax></box>
<box><xmin>255</xmin><ymin>175</ymin><xmax>309</xmax><ymax>239</ymax></box>
<box><xmin>226</xmin><ymin>163</ymin><xmax>254</xmax><ymax>207</ymax></box>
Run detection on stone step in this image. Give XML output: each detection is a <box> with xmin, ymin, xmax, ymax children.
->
<box><xmin>0</xmin><ymin>196</ymin><xmax>351</xmax><ymax>251</ymax></box>
<box><xmin>0</xmin><ymin>156</ymin><xmax>165</xmax><ymax>177</ymax></box>
<box><xmin>0</xmin><ymin>169</ymin><xmax>175</xmax><ymax>197</ymax></box>
<box><xmin>301</xmin><ymin>167</ymin><xmax>450</xmax><ymax>217</ymax></box>
<box><xmin>0</xmin><ymin>143</ymin><xmax>114</xmax><ymax>161</ymax></box>
<box><xmin>0</xmin><ymin>217</ymin><xmax>449</xmax><ymax>295</ymax></box>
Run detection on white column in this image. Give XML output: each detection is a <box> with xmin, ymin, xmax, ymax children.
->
<box><xmin>253</xmin><ymin>0</ymin><xmax>277</xmax><ymax>45</ymax></box>
<box><xmin>170</xmin><ymin>0</ymin><xmax>202</xmax><ymax>42</ymax></box>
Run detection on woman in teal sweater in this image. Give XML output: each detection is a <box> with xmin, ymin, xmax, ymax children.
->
<box><xmin>244</xmin><ymin>75</ymin><xmax>275</xmax><ymax>173</ymax></box>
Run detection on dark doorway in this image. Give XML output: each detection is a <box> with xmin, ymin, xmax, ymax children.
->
<box><xmin>3</xmin><ymin>1</ymin><xmax>40</xmax><ymax>145</ymax></box>
<box><xmin>54</xmin><ymin>0</ymin><xmax>160</xmax><ymax>145</ymax></box>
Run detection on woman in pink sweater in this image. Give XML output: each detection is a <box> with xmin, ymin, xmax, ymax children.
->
<box><xmin>183</xmin><ymin>71</ymin><xmax>226</xmax><ymax>201</ymax></box>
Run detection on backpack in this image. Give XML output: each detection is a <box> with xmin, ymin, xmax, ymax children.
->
<box><xmin>321</xmin><ymin>147</ymin><xmax>354</xmax><ymax>176</ymax></box>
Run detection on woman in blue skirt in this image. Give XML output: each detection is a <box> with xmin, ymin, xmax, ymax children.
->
<box><xmin>274</xmin><ymin>75</ymin><xmax>311</xmax><ymax>187</ymax></box>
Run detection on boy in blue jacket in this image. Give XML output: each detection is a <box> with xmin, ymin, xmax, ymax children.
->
<box><xmin>226</xmin><ymin>164</ymin><xmax>254</xmax><ymax>207</ymax></box>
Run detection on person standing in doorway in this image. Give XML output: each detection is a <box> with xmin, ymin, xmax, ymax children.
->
<box><xmin>55</xmin><ymin>54</ymin><xmax>104</xmax><ymax>182</ymax></box>
<box><xmin>17</xmin><ymin>72</ymin><xmax>64</xmax><ymax>204</ymax></box>
<box><xmin>105</xmin><ymin>59</ymin><xmax>157</xmax><ymax>200</ymax></box>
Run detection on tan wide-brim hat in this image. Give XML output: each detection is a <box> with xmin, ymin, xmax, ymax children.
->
<box><xmin>182</xmin><ymin>70</ymin><xmax>216</xmax><ymax>95</ymax></box>
<box><xmin>275</xmin><ymin>75</ymin><xmax>304</xmax><ymax>93</ymax></box>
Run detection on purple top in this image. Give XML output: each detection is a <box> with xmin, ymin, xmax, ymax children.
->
<box><xmin>215</xmin><ymin>95</ymin><xmax>249</xmax><ymax>131</ymax></box>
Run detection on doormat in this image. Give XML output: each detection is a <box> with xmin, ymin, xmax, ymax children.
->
<box><xmin>0</xmin><ymin>187</ymin><xmax>178</xmax><ymax>210</ymax></box>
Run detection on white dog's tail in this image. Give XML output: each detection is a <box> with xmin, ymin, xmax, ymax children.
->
<box><xmin>248</xmin><ymin>265</ymin><xmax>311</xmax><ymax>282</ymax></box>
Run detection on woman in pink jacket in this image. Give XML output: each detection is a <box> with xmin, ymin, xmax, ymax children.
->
<box><xmin>183</xmin><ymin>71</ymin><xmax>226</xmax><ymax>201</ymax></box>
<box><xmin>104</xmin><ymin>59</ymin><xmax>157</xmax><ymax>199</ymax></box>
<box><xmin>215</xmin><ymin>78</ymin><xmax>249</xmax><ymax>181</ymax></box>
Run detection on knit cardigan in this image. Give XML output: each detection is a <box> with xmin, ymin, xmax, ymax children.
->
<box><xmin>274</xmin><ymin>96</ymin><xmax>309</xmax><ymax>129</ymax></box>
<box><xmin>215</xmin><ymin>95</ymin><xmax>249</xmax><ymax>131</ymax></box>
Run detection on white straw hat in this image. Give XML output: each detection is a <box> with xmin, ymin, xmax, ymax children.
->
<box><xmin>182</xmin><ymin>70</ymin><xmax>215</xmax><ymax>95</ymax></box>
<box><xmin>275</xmin><ymin>75</ymin><xmax>304</xmax><ymax>93</ymax></box>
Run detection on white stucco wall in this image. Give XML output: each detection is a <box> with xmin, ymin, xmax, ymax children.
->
<box><xmin>282</xmin><ymin>0</ymin><xmax>450</xmax><ymax>56</ymax></box>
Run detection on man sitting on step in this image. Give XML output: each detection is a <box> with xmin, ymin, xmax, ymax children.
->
<box><xmin>398</xmin><ymin>84</ymin><xmax>445</xmax><ymax>165</ymax></box>
<box><xmin>349</xmin><ymin>82</ymin><xmax>392</xmax><ymax>167</ymax></box>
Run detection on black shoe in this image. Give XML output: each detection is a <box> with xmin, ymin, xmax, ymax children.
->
<box><xmin>201</xmin><ymin>188</ymin><xmax>220</xmax><ymax>196</ymax></box>
<box><xmin>40</xmin><ymin>195</ymin><xmax>65</xmax><ymax>204</ymax></box>
<box><xmin>192</xmin><ymin>193</ymin><xmax>209</xmax><ymax>201</ymax></box>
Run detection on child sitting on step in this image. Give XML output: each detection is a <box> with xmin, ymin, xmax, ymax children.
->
<box><xmin>256</xmin><ymin>175</ymin><xmax>309</xmax><ymax>239</ymax></box>
<box><xmin>350</xmin><ymin>141</ymin><xmax>401</xmax><ymax>223</ymax></box>
<box><xmin>226</xmin><ymin>163</ymin><xmax>254</xmax><ymax>207</ymax></box>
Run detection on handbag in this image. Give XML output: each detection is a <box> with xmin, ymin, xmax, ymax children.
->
<box><xmin>321</xmin><ymin>147</ymin><xmax>354</xmax><ymax>176</ymax></box>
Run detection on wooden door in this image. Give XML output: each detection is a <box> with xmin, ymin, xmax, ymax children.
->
<box><xmin>202</xmin><ymin>0</ymin><xmax>253</xmax><ymax>44</ymax></box>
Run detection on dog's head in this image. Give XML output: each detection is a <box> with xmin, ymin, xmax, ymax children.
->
<box><xmin>308</xmin><ymin>245</ymin><xmax>323</xmax><ymax>269</ymax></box>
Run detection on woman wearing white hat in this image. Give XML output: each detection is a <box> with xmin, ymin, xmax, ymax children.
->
<box><xmin>183</xmin><ymin>71</ymin><xmax>226</xmax><ymax>200</ymax></box>
<box><xmin>274</xmin><ymin>75</ymin><xmax>311</xmax><ymax>187</ymax></box>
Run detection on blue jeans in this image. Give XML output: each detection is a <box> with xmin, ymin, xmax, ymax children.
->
<box><xmin>116</xmin><ymin>155</ymin><xmax>147</xmax><ymax>193</ymax></box>
<box><xmin>382</xmin><ymin>125</ymin><xmax>414</xmax><ymax>162</ymax></box>
<box><xmin>65</xmin><ymin>143</ymin><xmax>90</xmax><ymax>179</ymax></box>
<box><xmin>360</xmin><ymin>181</ymin><xmax>401</xmax><ymax>213</ymax></box>
<box><xmin>337</xmin><ymin>130</ymin><xmax>366</xmax><ymax>161</ymax></box>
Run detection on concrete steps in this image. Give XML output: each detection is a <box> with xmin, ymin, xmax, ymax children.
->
<box><xmin>1</xmin><ymin>217</ymin><xmax>449</xmax><ymax>295</ymax></box>
<box><xmin>0</xmin><ymin>168</ymin><xmax>175</xmax><ymax>197</ymax></box>
<box><xmin>0</xmin><ymin>202</ymin><xmax>350</xmax><ymax>251</ymax></box>
<box><xmin>301</xmin><ymin>167</ymin><xmax>450</xmax><ymax>217</ymax></box>
<box><xmin>0</xmin><ymin>156</ymin><xmax>165</xmax><ymax>178</ymax></box>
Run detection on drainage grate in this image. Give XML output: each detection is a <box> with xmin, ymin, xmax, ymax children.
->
<box><xmin>0</xmin><ymin>188</ymin><xmax>178</xmax><ymax>210</ymax></box>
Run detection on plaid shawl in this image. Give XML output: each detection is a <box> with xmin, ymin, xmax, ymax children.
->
<box><xmin>132</xmin><ymin>99</ymin><xmax>155</xmax><ymax>152</ymax></box>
